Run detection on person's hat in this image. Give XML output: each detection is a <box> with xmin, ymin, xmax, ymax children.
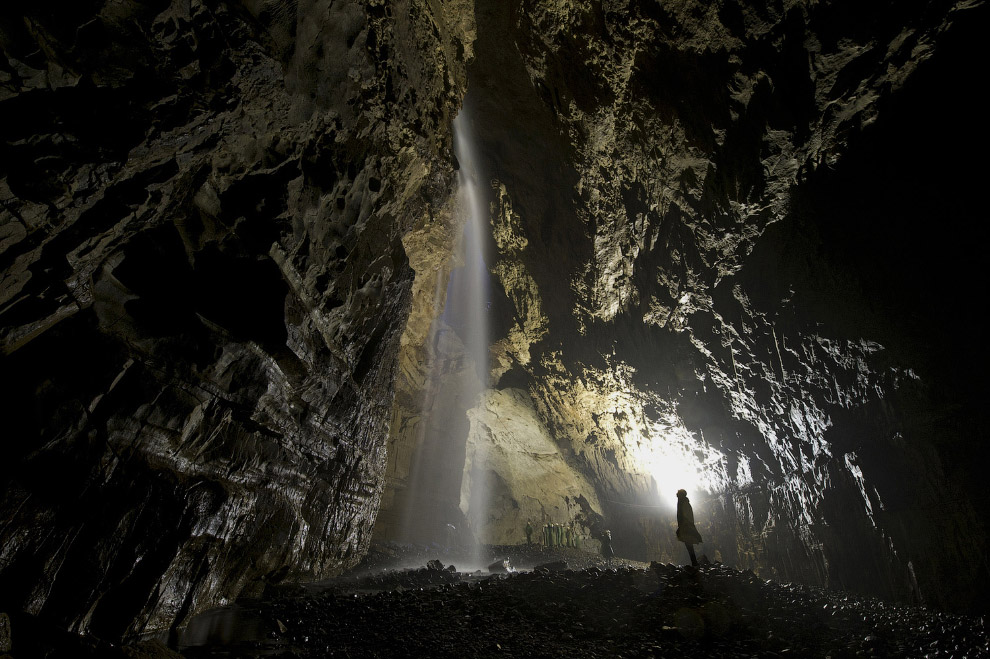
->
<box><xmin>676</xmin><ymin>489</ymin><xmax>687</xmax><ymax>497</ymax></box>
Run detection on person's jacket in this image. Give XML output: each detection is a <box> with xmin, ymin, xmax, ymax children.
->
<box><xmin>676</xmin><ymin>496</ymin><xmax>704</xmax><ymax>544</ymax></box>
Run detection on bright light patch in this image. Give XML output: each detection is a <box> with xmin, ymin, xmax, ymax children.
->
<box><xmin>577</xmin><ymin>363</ymin><xmax>729</xmax><ymax>510</ymax></box>
<box><xmin>736</xmin><ymin>453</ymin><xmax>754</xmax><ymax>487</ymax></box>
<box><xmin>628</xmin><ymin>415</ymin><xmax>728</xmax><ymax>510</ymax></box>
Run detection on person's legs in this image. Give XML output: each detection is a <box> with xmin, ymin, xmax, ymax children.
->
<box><xmin>685</xmin><ymin>543</ymin><xmax>698</xmax><ymax>566</ymax></box>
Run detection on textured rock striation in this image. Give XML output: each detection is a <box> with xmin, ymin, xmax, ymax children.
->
<box><xmin>382</xmin><ymin>0</ymin><xmax>988</xmax><ymax>615</ymax></box>
<box><xmin>1</xmin><ymin>0</ymin><xmax>473</xmax><ymax>638</ymax></box>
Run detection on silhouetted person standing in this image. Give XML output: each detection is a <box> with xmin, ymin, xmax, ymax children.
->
<box><xmin>525</xmin><ymin>520</ymin><xmax>533</xmax><ymax>545</ymax></box>
<box><xmin>600</xmin><ymin>529</ymin><xmax>615</xmax><ymax>565</ymax></box>
<box><xmin>676</xmin><ymin>489</ymin><xmax>703</xmax><ymax>567</ymax></box>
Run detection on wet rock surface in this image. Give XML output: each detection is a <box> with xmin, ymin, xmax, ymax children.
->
<box><xmin>177</xmin><ymin>548</ymin><xmax>988</xmax><ymax>658</ymax></box>
<box><xmin>1</xmin><ymin>0</ymin><xmax>473</xmax><ymax>638</ymax></box>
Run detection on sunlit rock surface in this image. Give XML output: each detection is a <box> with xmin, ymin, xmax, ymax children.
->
<box><xmin>460</xmin><ymin>387</ymin><xmax>603</xmax><ymax>545</ymax></box>
<box><xmin>0</xmin><ymin>0</ymin><xmax>474</xmax><ymax>637</ymax></box>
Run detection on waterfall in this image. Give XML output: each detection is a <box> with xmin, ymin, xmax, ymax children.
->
<box><xmin>448</xmin><ymin>111</ymin><xmax>490</xmax><ymax>391</ymax></box>
<box><xmin>395</xmin><ymin>107</ymin><xmax>491</xmax><ymax>569</ymax></box>
<box><xmin>451</xmin><ymin>109</ymin><xmax>491</xmax><ymax>569</ymax></box>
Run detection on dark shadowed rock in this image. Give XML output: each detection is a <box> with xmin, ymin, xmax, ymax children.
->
<box><xmin>178</xmin><ymin>561</ymin><xmax>990</xmax><ymax>658</ymax></box>
<box><xmin>0</xmin><ymin>0</ymin><xmax>474</xmax><ymax>638</ymax></box>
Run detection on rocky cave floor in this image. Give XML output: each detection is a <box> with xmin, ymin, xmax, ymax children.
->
<box><xmin>12</xmin><ymin>545</ymin><xmax>989</xmax><ymax>658</ymax></box>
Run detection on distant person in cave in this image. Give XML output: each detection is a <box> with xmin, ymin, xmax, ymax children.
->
<box><xmin>600</xmin><ymin>529</ymin><xmax>615</xmax><ymax>565</ymax></box>
<box><xmin>676</xmin><ymin>489</ymin><xmax>703</xmax><ymax>567</ymax></box>
<box><xmin>525</xmin><ymin>519</ymin><xmax>533</xmax><ymax>545</ymax></box>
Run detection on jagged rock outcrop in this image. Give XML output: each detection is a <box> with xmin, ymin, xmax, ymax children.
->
<box><xmin>384</xmin><ymin>0</ymin><xmax>988</xmax><ymax>614</ymax></box>
<box><xmin>1</xmin><ymin>0</ymin><xmax>474</xmax><ymax>638</ymax></box>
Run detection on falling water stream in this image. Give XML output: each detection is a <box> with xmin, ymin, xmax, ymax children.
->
<box><xmin>450</xmin><ymin>109</ymin><xmax>491</xmax><ymax>569</ymax></box>
<box><xmin>448</xmin><ymin>111</ymin><xmax>491</xmax><ymax>389</ymax></box>
<box><xmin>395</xmin><ymin>107</ymin><xmax>492</xmax><ymax>570</ymax></box>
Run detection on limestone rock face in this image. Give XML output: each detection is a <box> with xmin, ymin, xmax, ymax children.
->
<box><xmin>461</xmin><ymin>387</ymin><xmax>602</xmax><ymax>545</ymax></box>
<box><xmin>1</xmin><ymin>0</ymin><xmax>473</xmax><ymax>637</ymax></box>
<box><xmin>431</xmin><ymin>0</ymin><xmax>988</xmax><ymax>613</ymax></box>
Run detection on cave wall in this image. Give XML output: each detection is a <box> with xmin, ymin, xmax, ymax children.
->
<box><xmin>430</xmin><ymin>0</ymin><xmax>987</xmax><ymax>613</ymax></box>
<box><xmin>1</xmin><ymin>0</ymin><xmax>473</xmax><ymax>637</ymax></box>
